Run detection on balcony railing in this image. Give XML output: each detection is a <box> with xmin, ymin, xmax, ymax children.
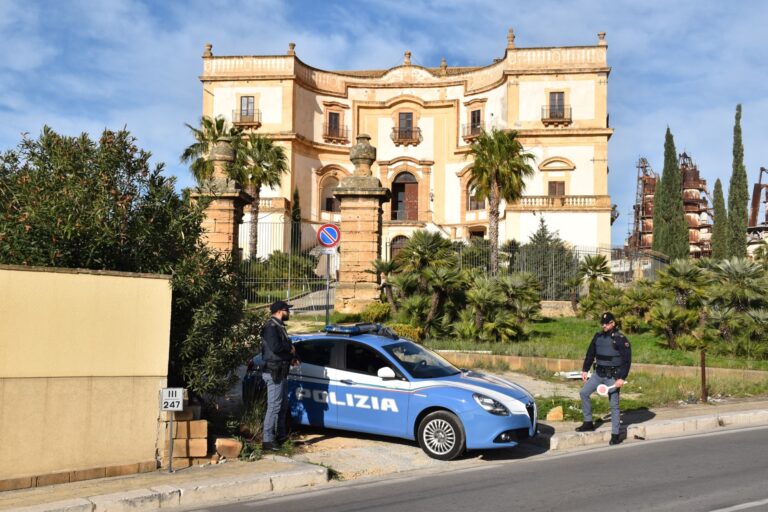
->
<box><xmin>506</xmin><ymin>195</ymin><xmax>611</xmax><ymax>210</ymax></box>
<box><xmin>541</xmin><ymin>105</ymin><xmax>572</xmax><ymax>126</ymax></box>
<box><xmin>323</xmin><ymin>124</ymin><xmax>349</xmax><ymax>143</ymax></box>
<box><xmin>391</xmin><ymin>126</ymin><xmax>422</xmax><ymax>146</ymax></box>
<box><xmin>232</xmin><ymin>110</ymin><xmax>262</xmax><ymax>128</ymax></box>
<box><xmin>462</xmin><ymin>123</ymin><xmax>485</xmax><ymax>141</ymax></box>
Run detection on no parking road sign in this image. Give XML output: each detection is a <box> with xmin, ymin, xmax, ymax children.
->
<box><xmin>317</xmin><ymin>223</ymin><xmax>341</xmax><ymax>248</ymax></box>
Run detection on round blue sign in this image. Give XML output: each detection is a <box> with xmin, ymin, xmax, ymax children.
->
<box><xmin>317</xmin><ymin>223</ymin><xmax>341</xmax><ymax>248</ymax></box>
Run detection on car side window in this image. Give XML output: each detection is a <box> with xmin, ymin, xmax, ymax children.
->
<box><xmin>345</xmin><ymin>342</ymin><xmax>391</xmax><ymax>376</ymax></box>
<box><xmin>295</xmin><ymin>340</ymin><xmax>334</xmax><ymax>367</ymax></box>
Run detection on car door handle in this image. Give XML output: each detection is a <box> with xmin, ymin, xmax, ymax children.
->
<box><xmin>340</xmin><ymin>379</ymin><xmax>355</xmax><ymax>385</ymax></box>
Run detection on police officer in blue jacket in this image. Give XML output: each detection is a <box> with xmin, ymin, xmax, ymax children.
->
<box><xmin>261</xmin><ymin>300</ymin><xmax>298</xmax><ymax>451</ymax></box>
<box><xmin>575</xmin><ymin>312</ymin><xmax>632</xmax><ymax>445</ymax></box>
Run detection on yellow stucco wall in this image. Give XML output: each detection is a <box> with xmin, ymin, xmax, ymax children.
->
<box><xmin>0</xmin><ymin>266</ymin><xmax>172</xmax><ymax>479</ymax></box>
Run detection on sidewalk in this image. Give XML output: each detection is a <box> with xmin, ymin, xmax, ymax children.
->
<box><xmin>2</xmin><ymin>399</ymin><xmax>767</xmax><ymax>512</ymax></box>
<box><xmin>543</xmin><ymin>398</ymin><xmax>768</xmax><ymax>451</ymax></box>
<box><xmin>0</xmin><ymin>457</ymin><xmax>327</xmax><ymax>512</ymax></box>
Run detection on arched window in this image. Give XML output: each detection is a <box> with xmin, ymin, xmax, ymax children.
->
<box><xmin>391</xmin><ymin>172</ymin><xmax>418</xmax><ymax>221</ymax></box>
<box><xmin>390</xmin><ymin>235</ymin><xmax>409</xmax><ymax>260</ymax></box>
<box><xmin>320</xmin><ymin>177</ymin><xmax>340</xmax><ymax>213</ymax></box>
<box><xmin>467</xmin><ymin>180</ymin><xmax>486</xmax><ymax>211</ymax></box>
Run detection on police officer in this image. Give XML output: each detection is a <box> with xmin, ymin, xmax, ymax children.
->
<box><xmin>261</xmin><ymin>300</ymin><xmax>298</xmax><ymax>451</ymax></box>
<box><xmin>575</xmin><ymin>312</ymin><xmax>632</xmax><ymax>445</ymax></box>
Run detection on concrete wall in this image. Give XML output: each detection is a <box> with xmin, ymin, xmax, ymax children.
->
<box><xmin>0</xmin><ymin>265</ymin><xmax>172</xmax><ymax>482</ymax></box>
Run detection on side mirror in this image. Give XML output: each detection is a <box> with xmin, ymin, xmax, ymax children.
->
<box><xmin>377</xmin><ymin>367</ymin><xmax>396</xmax><ymax>380</ymax></box>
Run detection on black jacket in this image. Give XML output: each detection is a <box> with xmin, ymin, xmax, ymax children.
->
<box><xmin>261</xmin><ymin>317</ymin><xmax>293</xmax><ymax>363</ymax></box>
<box><xmin>581</xmin><ymin>328</ymin><xmax>632</xmax><ymax>379</ymax></box>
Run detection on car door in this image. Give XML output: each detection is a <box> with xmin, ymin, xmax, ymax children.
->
<box><xmin>289</xmin><ymin>338</ymin><xmax>339</xmax><ymax>428</ymax></box>
<box><xmin>335</xmin><ymin>341</ymin><xmax>412</xmax><ymax>438</ymax></box>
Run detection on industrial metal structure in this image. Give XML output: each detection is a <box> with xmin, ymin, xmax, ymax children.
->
<box><xmin>626</xmin><ymin>153</ymin><xmax>712</xmax><ymax>257</ymax></box>
<box><xmin>747</xmin><ymin>166</ymin><xmax>768</xmax><ymax>250</ymax></box>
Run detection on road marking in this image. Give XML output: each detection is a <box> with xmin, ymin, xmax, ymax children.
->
<box><xmin>709</xmin><ymin>498</ymin><xmax>768</xmax><ymax>511</ymax></box>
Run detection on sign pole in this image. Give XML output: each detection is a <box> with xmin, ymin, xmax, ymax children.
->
<box><xmin>169</xmin><ymin>413</ymin><xmax>174</xmax><ymax>473</ymax></box>
<box><xmin>325</xmin><ymin>254</ymin><xmax>331</xmax><ymax>326</ymax></box>
<box><xmin>316</xmin><ymin>223</ymin><xmax>340</xmax><ymax>327</ymax></box>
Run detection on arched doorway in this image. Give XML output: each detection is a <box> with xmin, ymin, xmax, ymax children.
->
<box><xmin>391</xmin><ymin>172</ymin><xmax>418</xmax><ymax>221</ymax></box>
<box><xmin>390</xmin><ymin>235</ymin><xmax>409</xmax><ymax>260</ymax></box>
<box><xmin>320</xmin><ymin>176</ymin><xmax>340</xmax><ymax>213</ymax></box>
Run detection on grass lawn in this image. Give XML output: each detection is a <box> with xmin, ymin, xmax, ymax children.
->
<box><xmin>424</xmin><ymin>316</ymin><xmax>768</xmax><ymax>371</ymax></box>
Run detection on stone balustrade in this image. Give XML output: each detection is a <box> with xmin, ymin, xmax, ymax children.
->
<box><xmin>506</xmin><ymin>195</ymin><xmax>611</xmax><ymax>211</ymax></box>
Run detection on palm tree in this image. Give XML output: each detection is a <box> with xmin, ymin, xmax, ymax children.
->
<box><xmin>752</xmin><ymin>240</ymin><xmax>768</xmax><ymax>267</ymax></box>
<box><xmin>180</xmin><ymin>115</ymin><xmax>242</xmax><ymax>185</ymax></box>
<box><xmin>367</xmin><ymin>259</ymin><xmax>400</xmax><ymax>315</ymax></box>
<box><xmin>649</xmin><ymin>298</ymin><xmax>698</xmax><ymax>349</ymax></box>
<box><xmin>709</xmin><ymin>258</ymin><xmax>768</xmax><ymax>312</ymax></box>
<box><xmin>468</xmin><ymin>129</ymin><xmax>535</xmax><ymax>275</ymax></box>
<box><xmin>424</xmin><ymin>267</ymin><xmax>463</xmax><ymax>329</ymax></box>
<box><xmin>231</xmin><ymin>133</ymin><xmax>289</xmax><ymax>258</ymax></box>
<box><xmin>577</xmin><ymin>254</ymin><xmax>612</xmax><ymax>292</ymax></box>
<box><xmin>395</xmin><ymin>230</ymin><xmax>455</xmax><ymax>292</ymax></box>
<box><xmin>657</xmin><ymin>259</ymin><xmax>705</xmax><ymax>308</ymax></box>
<box><xmin>466</xmin><ymin>276</ymin><xmax>503</xmax><ymax>331</ymax></box>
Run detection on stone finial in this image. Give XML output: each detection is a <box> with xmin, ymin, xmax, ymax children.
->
<box><xmin>404</xmin><ymin>51</ymin><xmax>412</xmax><ymax>66</ymax></box>
<box><xmin>598</xmin><ymin>32</ymin><xmax>607</xmax><ymax>46</ymax></box>
<box><xmin>439</xmin><ymin>57</ymin><xmax>447</xmax><ymax>76</ymax></box>
<box><xmin>507</xmin><ymin>27</ymin><xmax>515</xmax><ymax>48</ymax></box>
<box><xmin>288</xmin><ymin>42</ymin><xmax>296</xmax><ymax>55</ymax></box>
<box><xmin>350</xmin><ymin>134</ymin><xmax>376</xmax><ymax>177</ymax></box>
<box><xmin>203</xmin><ymin>43</ymin><xmax>213</xmax><ymax>58</ymax></box>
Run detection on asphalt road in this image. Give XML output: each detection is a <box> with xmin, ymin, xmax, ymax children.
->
<box><xmin>189</xmin><ymin>427</ymin><xmax>768</xmax><ymax>512</ymax></box>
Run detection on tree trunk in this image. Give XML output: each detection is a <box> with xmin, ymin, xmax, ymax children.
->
<box><xmin>488</xmin><ymin>181</ymin><xmax>500</xmax><ymax>275</ymax></box>
<box><xmin>249</xmin><ymin>189</ymin><xmax>260</xmax><ymax>259</ymax></box>
<box><xmin>384</xmin><ymin>283</ymin><xmax>398</xmax><ymax>315</ymax></box>
<box><xmin>426</xmin><ymin>291</ymin><xmax>441</xmax><ymax>328</ymax></box>
<box><xmin>475</xmin><ymin>309</ymin><xmax>484</xmax><ymax>331</ymax></box>
<box><xmin>700</xmin><ymin>349</ymin><xmax>708</xmax><ymax>403</ymax></box>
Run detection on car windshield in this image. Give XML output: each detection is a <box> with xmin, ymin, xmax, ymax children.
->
<box><xmin>383</xmin><ymin>341</ymin><xmax>460</xmax><ymax>379</ymax></box>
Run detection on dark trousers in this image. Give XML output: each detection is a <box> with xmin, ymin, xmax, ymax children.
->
<box><xmin>262</xmin><ymin>371</ymin><xmax>288</xmax><ymax>443</ymax></box>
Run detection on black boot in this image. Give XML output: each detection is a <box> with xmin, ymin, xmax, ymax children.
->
<box><xmin>575</xmin><ymin>421</ymin><xmax>595</xmax><ymax>432</ymax></box>
<box><xmin>262</xmin><ymin>442</ymin><xmax>280</xmax><ymax>452</ymax></box>
<box><xmin>609</xmin><ymin>434</ymin><xmax>622</xmax><ymax>445</ymax></box>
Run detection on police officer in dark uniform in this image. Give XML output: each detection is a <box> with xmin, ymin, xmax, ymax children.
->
<box><xmin>261</xmin><ymin>300</ymin><xmax>298</xmax><ymax>451</ymax></box>
<box><xmin>575</xmin><ymin>312</ymin><xmax>632</xmax><ymax>445</ymax></box>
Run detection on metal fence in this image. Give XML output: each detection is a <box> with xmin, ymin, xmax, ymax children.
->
<box><xmin>238</xmin><ymin>219</ymin><xmax>338</xmax><ymax>312</ymax></box>
<box><xmin>387</xmin><ymin>239</ymin><xmax>668</xmax><ymax>301</ymax></box>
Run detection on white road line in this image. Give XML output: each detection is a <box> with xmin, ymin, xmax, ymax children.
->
<box><xmin>709</xmin><ymin>498</ymin><xmax>768</xmax><ymax>512</ymax></box>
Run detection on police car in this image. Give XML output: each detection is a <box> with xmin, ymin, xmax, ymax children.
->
<box><xmin>245</xmin><ymin>323</ymin><xmax>537</xmax><ymax>460</ymax></box>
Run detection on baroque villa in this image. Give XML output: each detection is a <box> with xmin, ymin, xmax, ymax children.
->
<box><xmin>198</xmin><ymin>29</ymin><xmax>613</xmax><ymax>259</ymax></box>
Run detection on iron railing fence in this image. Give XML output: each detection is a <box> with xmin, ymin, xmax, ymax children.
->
<box><xmin>384</xmin><ymin>240</ymin><xmax>668</xmax><ymax>301</ymax></box>
<box><xmin>238</xmin><ymin>220</ymin><xmax>338</xmax><ymax>312</ymax></box>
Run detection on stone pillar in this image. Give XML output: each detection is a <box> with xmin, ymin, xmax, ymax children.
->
<box><xmin>191</xmin><ymin>140</ymin><xmax>253</xmax><ymax>256</ymax></box>
<box><xmin>333</xmin><ymin>134</ymin><xmax>390</xmax><ymax>313</ymax></box>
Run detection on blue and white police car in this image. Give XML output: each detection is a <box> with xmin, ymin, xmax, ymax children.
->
<box><xmin>246</xmin><ymin>323</ymin><xmax>537</xmax><ymax>460</ymax></box>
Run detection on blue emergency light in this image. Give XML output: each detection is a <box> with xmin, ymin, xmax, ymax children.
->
<box><xmin>324</xmin><ymin>323</ymin><xmax>398</xmax><ymax>339</ymax></box>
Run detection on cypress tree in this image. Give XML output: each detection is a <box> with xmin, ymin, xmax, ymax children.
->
<box><xmin>711</xmin><ymin>178</ymin><xmax>728</xmax><ymax>260</ymax></box>
<box><xmin>727</xmin><ymin>104</ymin><xmax>749</xmax><ymax>258</ymax></box>
<box><xmin>652</xmin><ymin>127</ymin><xmax>689</xmax><ymax>259</ymax></box>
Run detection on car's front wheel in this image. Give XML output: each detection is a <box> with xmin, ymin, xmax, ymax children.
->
<box><xmin>417</xmin><ymin>411</ymin><xmax>466</xmax><ymax>461</ymax></box>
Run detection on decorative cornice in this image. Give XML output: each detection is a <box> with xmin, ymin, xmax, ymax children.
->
<box><xmin>463</xmin><ymin>98</ymin><xmax>488</xmax><ymax>107</ymax></box>
<box><xmin>378</xmin><ymin>156</ymin><xmax>434</xmax><ymax>167</ymax></box>
<box><xmin>323</xmin><ymin>101</ymin><xmax>350</xmax><ymax>109</ymax></box>
<box><xmin>539</xmin><ymin>157</ymin><xmax>576</xmax><ymax>172</ymax></box>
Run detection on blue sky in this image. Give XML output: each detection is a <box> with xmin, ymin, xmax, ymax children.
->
<box><xmin>2</xmin><ymin>0</ymin><xmax>767</xmax><ymax>246</ymax></box>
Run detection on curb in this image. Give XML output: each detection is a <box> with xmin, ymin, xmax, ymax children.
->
<box><xmin>547</xmin><ymin>409</ymin><xmax>768</xmax><ymax>451</ymax></box>
<box><xmin>13</xmin><ymin>458</ymin><xmax>328</xmax><ymax>512</ymax></box>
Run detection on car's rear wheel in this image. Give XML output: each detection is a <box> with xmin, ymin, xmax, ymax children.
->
<box><xmin>417</xmin><ymin>411</ymin><xmax>465</xmax><ymax>461</ymax></box>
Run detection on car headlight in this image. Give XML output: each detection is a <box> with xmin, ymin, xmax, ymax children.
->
<box><xmin>473</xmin><ymin>393</ymin><xmax>509</xmax><ymax>416</ymax></box>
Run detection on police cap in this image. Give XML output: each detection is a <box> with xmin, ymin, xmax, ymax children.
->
<box><xmin>600</xmin><ymin>312</ymin><xmax>616</xmax><ymax>325</ymax></box>
<box><xmin>270</xmin><ymin>300</ymin><xmax>294</xmax><ymax>314</ymax></box>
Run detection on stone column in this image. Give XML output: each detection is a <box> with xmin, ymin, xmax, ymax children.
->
<box><xmin>191</xmin><ymin>140</ymin><xmax>253</xmax><ymax>256</ymax></box>
<box><xmin>333</xmin><ymin>134</ymin><xmax>390</xmax><ymax>313</ymax></box>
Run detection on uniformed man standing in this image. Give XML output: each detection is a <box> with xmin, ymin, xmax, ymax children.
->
<box><xmin>261</xmin><ymin>300</ymin><xmax>298</xmax><ymax>451</ymax></box>
<box><xmin>575</xmin><ymin>312</ymin><xmax>632</xmax><ymax>445</ymax></box>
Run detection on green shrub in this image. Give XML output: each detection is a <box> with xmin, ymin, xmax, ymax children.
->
<box><xmin>360</xmin><ymin>302</ymin><xmax>391</xmax><ymax>323</ymax></box>
<box><xmin>329</xmin><ymin>311</ymin><xmax>362</xmax><ymax>323</ymax></box>
<box><xmin>386</xmin><ymin>323</ymin><xmax>424</xmax><ymax>342</ymax></box>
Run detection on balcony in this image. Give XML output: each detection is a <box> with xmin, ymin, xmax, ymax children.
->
<box><xmin>232</xmin><ymin>110</ymin><xmax>262</xmax><ymax>128</ymax></box>
<box><xmin>506</xmin><ymin>195</ymin><xmax>611</xmax><ymax>211</ymax></box>
<box><xmin>462</xmin><ymin>123</ymin><xmax>485</xmax><ymax>142</ymax></box>
<box><xmin>541</xmin><ymin>105</ymin><xmax>572</xmax><ymax>126</ymax></box>
<box><xmin>323</xmin><ymin>124</ymin><xmax>349</xmax><ymax>144</ymax></box>
<box><xmin>391</xmin><ymin>126</ymin><xmax>422</xmax><ymax>147</ymax></box>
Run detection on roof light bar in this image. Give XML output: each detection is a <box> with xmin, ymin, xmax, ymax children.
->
<box><xmin>324</xmin><ymin>323</ymin><xmax>399</xmax><ymax>340</ymax></box>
